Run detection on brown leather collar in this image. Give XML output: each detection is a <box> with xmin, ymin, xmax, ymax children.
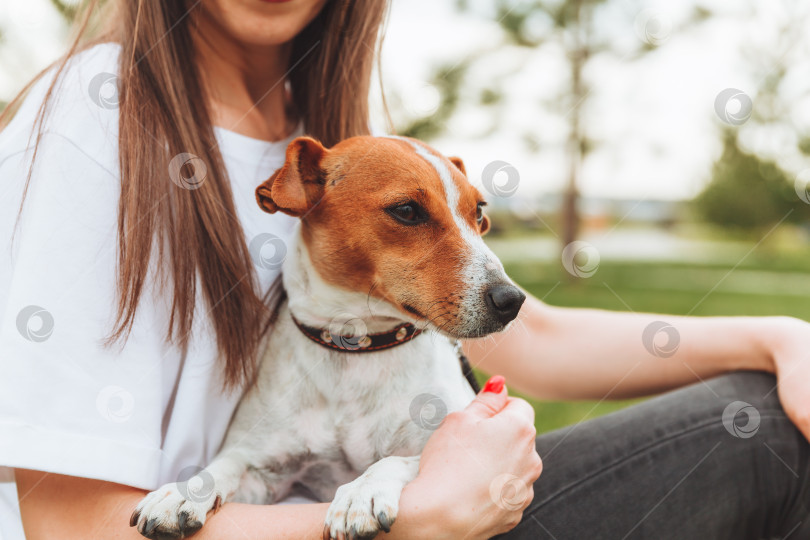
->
<box><xmin>291</xmin><ymin>315</ymin><xmax>423</xmax><ymax>352</ymax></box>
<box><xmin>290</xmin><ymin>315</ymin><xmax>481</xmax><ymax>393</ymax></box>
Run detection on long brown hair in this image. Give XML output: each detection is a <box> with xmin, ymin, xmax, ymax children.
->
<box><xmin>2</xmin><ymin>0</ymin><xmax>389</xmax><ymax>391</ymax></box>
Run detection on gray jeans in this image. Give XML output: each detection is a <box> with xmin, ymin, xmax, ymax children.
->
<box><xmin>497</xmin><ymin>371</ymin><xmax>810</xmax><ymax>540</ymax></box>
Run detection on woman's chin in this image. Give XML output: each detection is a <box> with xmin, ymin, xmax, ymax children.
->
<box><xmin>201</xmin><ymin>0</ymin><xmax>328</xmax><ymax>48</ymax></box>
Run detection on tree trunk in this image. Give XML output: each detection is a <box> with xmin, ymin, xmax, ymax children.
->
<box><xmin>561</xmin><ymin>0</ymin><xmax>587</xmax><ymax>251</ymax></box>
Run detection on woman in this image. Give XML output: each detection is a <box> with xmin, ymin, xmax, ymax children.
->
<box><xmin>0</xmin><ymin>1</ymin><xmax>807</xmax><ymax>538</ymax></box>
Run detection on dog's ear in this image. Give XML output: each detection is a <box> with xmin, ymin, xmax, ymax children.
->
<box><xmin>256</xmin><ymin>137</ymin><xmax>328</xmax><ymax>216</ymax></box>
<box><xmin>448</xmin><ymin>156</ymin><xmax>466</xmax><ymax>176</ymax></box>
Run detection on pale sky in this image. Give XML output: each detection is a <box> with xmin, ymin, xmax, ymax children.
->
<box><xmin>3</xmin><ymin>0</ymin><xmax>809</xmax><ymax>201</ymax></box>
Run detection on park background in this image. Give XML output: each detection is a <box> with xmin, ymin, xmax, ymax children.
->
<box><xmin>3</xmin><ymin>0</ymin><xmax>810</xmax><ymax>432</ymax></box>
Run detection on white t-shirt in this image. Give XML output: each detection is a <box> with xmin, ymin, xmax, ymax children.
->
<box><xmin>0</xmin><ymin>43</ymin><xmax>303</xmax><ymax>539</ymax></box>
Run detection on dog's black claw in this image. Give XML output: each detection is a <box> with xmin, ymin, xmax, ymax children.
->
<box><xmin>178</xmin><ymin>511</ymin><xmax>203</xmax><ymax>536</ymax></box>
<box><xmin>377</xmin><ymin>511</ymin><xmax>394</xmax><ymax>533</ymax></box>
<box><xmin>129</xmin><ymin>509</ymin><xmax>140</xmax><ymax>527</ymax></box>
<box><xmin>350</xmin><ymin>526</ymin><xmax>378</xmax><ymax>540</ymax></box>
<box><xmin>143</xmin><ymin>517</ymin><xmax>160</xmax><ymax>536</ymax></box>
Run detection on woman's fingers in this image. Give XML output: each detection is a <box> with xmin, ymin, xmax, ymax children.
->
<box><xmin>501</xmin><ymin>396</ymin><xmax>537</xmax><ymax>426</ymax></box>
<box><xmin>463</xmin><ymin>375</ymin><xmax>509</xmax><ymax>420</ymax></box>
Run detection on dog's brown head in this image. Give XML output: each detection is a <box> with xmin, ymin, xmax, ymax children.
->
<box><xmin>256</xmin><ymin>135</ymin><xmax>524</xmax><ymax>338</ymax></box>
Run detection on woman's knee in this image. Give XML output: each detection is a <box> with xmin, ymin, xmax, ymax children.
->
<box><xmin>703</xmin><ymin>370</ymin><xmax>780</xmax><ymax>412</ymax></box>
<box><xmin>535</xmin><ymin>370</ymin><xmax>797</xmax><ymax>495</ymax></box>
<box><xmin>523</xmin><ymin>371</ymin><xmax>809</xmax><ymax>540</ymax></box>
<box><xmin>640</xmin><ymin>370</ymin><xmax>783</xmax><ymax>438</ymax></box>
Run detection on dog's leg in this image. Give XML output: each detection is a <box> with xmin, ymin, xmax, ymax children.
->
<box><xmin>130</xmin><ymin>446</ymin><xmax>253</xmax><ymax>539</ymax></box>
<box><xmin>323</xmin><ymin>455</ymin><xmax>420</xmax><ymax>540</ymax></box>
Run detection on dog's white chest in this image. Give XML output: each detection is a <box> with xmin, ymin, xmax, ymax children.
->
<box><xmin>227</xmin><ymin>314</ymin><xmax>476</xmax><ymax>501</ymax></box>
<box><xmin>310</xmin><ymin>336</ymin><xmax>474</xmax><ymax>469</ymax></box>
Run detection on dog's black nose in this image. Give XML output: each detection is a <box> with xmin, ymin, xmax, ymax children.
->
<box><xmin>485</xmin><ymin>284</ymin><xmax>526</xmax><ymax>325</ymax></box>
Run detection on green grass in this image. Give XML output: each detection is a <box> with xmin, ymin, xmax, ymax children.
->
<box><xmin>473</xmin><ymin>253</ymin><xmax>810</xmax><ymax>434</ymax></box>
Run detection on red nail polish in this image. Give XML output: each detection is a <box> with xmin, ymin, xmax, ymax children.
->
<box><xmin>482</xmin><ymin>375</ymin><xmax>505</xmax><ymax>394</ymax></box>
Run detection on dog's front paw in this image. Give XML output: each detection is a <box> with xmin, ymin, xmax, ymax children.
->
<box><xmin>130</xmin><ymin>483</ymin><xmax>221</xmax><ymax>539</ymax></box>
<box><xmin>323</xmin><ymin>476</ymin><xmax>401</xmax><ymax>540</ymax></box>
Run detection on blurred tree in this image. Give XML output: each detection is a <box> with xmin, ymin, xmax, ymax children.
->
<box><xmin>695</xmin><ymin>0</ymin><xmax>810</xmax><ymax>233</ymax></box>
<box><xmin>486</xmin><ymin>0</ymin><xmax>714</xmax><ymax>249</ymax></box>
<box><xmin>399</xmin><ymin>62</ymin><xmax>469</xmax><ymax>141</ymax></box>
<box><xmin>694</xmin><ymin>130</ymin><xmax>810</xmax><ymax>232</ymax></box>
<box><xmin>0</xmin><ymin>0</ymin><xmax>77</xmax><ymax>115</ymax></box>
<box><xmin>400</xmin><ymin>0</ymin><xmax>609</xmax><ymax>249</ymax></box>
<box><xmin>396</xmin><ymin>0</ymin><xmax>709</xmax><ymax>254</ymax></box>
<box><xmin>542</xmin><ymin>0</ymin><xmax>598</xmax><ymax>250</ymax></box>
<box><xmin>49</xmin><ymin>0</ymin><xmax>82</xmax><ymax>22</ymax></box>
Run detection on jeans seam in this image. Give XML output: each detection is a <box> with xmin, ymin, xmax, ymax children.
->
<box><xmin>531</xmin><ymin>410</ymin><xmax>789</xmax><ymax>511</ymax></box>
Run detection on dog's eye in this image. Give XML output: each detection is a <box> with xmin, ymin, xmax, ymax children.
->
<box><xmin>476</xmin><ymin>203</ymin><xmax>486</xmax><ymax>224</ymax></box>
<box><xmin>387</xmin><ymin>202</ymin><xmax>428</xmax><ymax>225</ymax></box>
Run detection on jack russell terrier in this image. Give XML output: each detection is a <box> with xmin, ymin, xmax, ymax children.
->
<box><xmin>130</xmin><ymin>135</ymin><xmax>526</xmax><ymax>539</ymax></box>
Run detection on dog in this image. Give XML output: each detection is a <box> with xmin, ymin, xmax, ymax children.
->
<box><xmin>130</xmin><ymin>135</ymin><xmax>526</xmax><ymax>539</ymax></box>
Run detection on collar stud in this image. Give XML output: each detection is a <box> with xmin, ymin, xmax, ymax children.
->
<box><xmin>292</xmin><ymin>316</ymin><xmax>422</xmax><ymax>353</ymax></box>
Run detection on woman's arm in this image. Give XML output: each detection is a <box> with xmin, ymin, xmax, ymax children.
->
<box><xmin>466</xmin><ymin>295</ymin><xmax>783</xmax><ymax>401</ymax></box>
<box><xmin>15</xmin><ymin>383</ymin><xmax>542</xmax><ymax>540</ymax></box>
<box><xmin>15</xmin><ymin>469</ymin><xmax>330</xmax><ymax>540</ymax></box>
<box><xmin>466</xmin><ymin>294</ymin><xmax>810</xmax><ymax>440</ymax></box>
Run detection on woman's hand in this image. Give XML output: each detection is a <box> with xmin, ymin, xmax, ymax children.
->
<box><xmin>391</xmin><ymin>376</ymin><xmax>543</xmax><ymax>540</ymax></box>
<box><xmin>765</xmin><ymin>316</ymin><xmax>810</xmax><ymax>442</ymax></box>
